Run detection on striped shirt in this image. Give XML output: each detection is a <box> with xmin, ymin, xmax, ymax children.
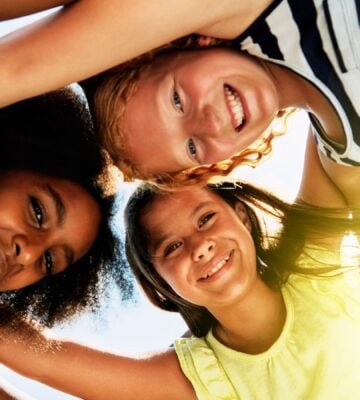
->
<box><xmin>232</xmin><ymin>0</ymin><xmax>360</xmax><ymax>165</ymax></box>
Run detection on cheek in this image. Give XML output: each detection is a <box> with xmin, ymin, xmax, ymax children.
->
<box><xmin>155</xmin><ymin>264</ymin><xmax>176</xmax><ymax>286</ymax></box>
<box><xmin>204</xmin><ymin>142</ymin><xmax>240</xmax><ymax>162</ymax></box>
<box><xmin>239</xmin><ymin>236</ymin><xmax>257</xmax><ymax>272</ymax></box>
<box><xmin>76</xmin><ymin>224</ymin><xmax>99</xmax><ymax>258</ymax></box>
<box><xmin>72</xmin><ymin>202</ymin><xmax>101</xmax><ymax>256</ymax></box>
<box><xmin>0</xmin><ymin>201</ymin><xmax>22</xmax><ymax>228</ymax></box>
<box><xmin>63</xmin><ymin>216</ymin><xmax>99</xmax><ymax>261</ymax></box>
<box><xmin>156</xmin><ymin>261</ymin><xmax>186</xmax><ymax>290</ymax></box>
<box><xmin>1</xmin><ymin>269</ymin><xmax>42</xmax><ymax>291</ymax></box>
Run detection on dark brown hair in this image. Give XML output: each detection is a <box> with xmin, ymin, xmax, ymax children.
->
<box><xmin>0</xmin><ymin>88</ymin><xmax>132</xmax><ymax>327</ymax></box>
<box><xmin>125</xmin><ymin>182</ymin><xmax>359</xmax><ymax>336</ymax></box>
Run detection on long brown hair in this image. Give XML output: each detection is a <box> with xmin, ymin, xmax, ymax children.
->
<box><xmin>125</xmin><ymin>182</ymin><xmax>359</xmax><ymax>336</ymax></box>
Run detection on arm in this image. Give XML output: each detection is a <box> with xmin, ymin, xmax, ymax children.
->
<box><xmin>0</xmin><ymin>321</ymin><xmax>195</xmax><ymax>400</ymax></box>
<box><xmin>0</xmin><ymin>1</ymin><xmax>75</xmax><ymax>21</ymax></box>
<box><xmin>0</xmin><ymin>0</ymin><xmax>270</xmax><ymax>107</ymax></box>
<box><xmin>297</xmin><ymin>129</ymin><xmax>360</xmax><ymax>208</ymax></box>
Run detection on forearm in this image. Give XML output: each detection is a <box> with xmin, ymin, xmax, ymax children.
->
<box><xmin>0</xmin><ymin>0</ymin><xmax>248</xmax><ymax>107</ymax></box>
<box><xmin>0</xmin><ymin>332</ymin><xmax>129</xmax><ymax>400</ymax></box>
<box><xmin>0</xmin><ymin>0</ymin><xmax>75</xmax><ymax>21</ymax></box>
<box><xmin>0</xmin><ymin>324</ymin><xmax>192</xmax><ymax>400</ymax></box>
<box><xmin>0</xmin><ymin>0</ymin><xmax>203</xmax><ymax>107</ymax></box>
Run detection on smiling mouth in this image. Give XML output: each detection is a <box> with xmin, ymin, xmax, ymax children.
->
<box><xmin>199</xmin><ymin>250</ymin><xmax>234</xmax><ymax>281</ymax></box>
<box><xmin>224</xmin><ymin>84</ymin><xmax>246</xmax><ymax>132</ymax></box>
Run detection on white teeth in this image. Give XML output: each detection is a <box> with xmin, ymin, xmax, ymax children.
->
<box><xmin>224</xmin><ymin>85</ymin><xmax>245</xmax><ymax>130</ymax></box>
<box><xmin>202</xmin><ymin>255</ymin><xmax>230</xmax><ymax>279</ymax></box>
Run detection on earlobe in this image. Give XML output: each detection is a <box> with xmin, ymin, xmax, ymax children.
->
<box><xmin>234</xmin><ymin>201</ymin><xmax>252</xmax><ymax>232</ymax></box>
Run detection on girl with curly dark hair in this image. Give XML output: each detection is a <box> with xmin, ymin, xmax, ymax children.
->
<box><xmin>0</xmin><ymin>87</ymin><xmax>130</xmax><ymax>327</ymax></box>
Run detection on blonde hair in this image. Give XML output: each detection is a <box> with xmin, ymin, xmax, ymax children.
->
<box><xmin>84</xmin><ymin>37</ymin><xmax>296</xmax><ymax>187</ymax></box>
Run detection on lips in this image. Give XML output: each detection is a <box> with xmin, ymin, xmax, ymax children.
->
<box><xmin>198</xmin><ymin>249</ymin><xmax>234</xmax><ymax>282</ymax></box>
<box><xmin>224</xmin><ymin>84</ymin><xmax>246</xmax><ymax>132</ymax></box>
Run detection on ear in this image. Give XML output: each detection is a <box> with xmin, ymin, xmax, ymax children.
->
<box><xmin>234</xmin><ymin>201</ymin><xmax>252</xmax><ymax>232</ymax></box>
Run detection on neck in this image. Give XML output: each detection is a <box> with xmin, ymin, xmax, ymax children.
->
<box><xmin>265</xmin><ymin>61</ymin><xmax>345</xmax><ymax>144</ymax></box>
<box><xmin>212</xmin><ymin>279</ymin><xmax>286</xmax><ymax>354</ymax></box>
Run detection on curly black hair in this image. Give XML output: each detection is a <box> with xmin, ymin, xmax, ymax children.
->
<box><xmin>0</xmin><ymin>88</ymin><xmax>133</xmax><ymax>327</ymax></box>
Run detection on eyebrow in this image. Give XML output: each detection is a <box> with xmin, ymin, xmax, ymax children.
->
<box><xmin>45</xmin><ymin>185</ymin><xmax>75</xmax><ymax>266</ymax></box>
<box><xmin>152</xmin><ymin>201</ymin><xmax>214</xmax><ymax>253</ymax></box>
<box><xmin>45</xmin><ymin>184</ymin><xmax>66</xmax><ymax>226</ymax></box>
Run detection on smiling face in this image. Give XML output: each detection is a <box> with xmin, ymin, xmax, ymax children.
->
<box><xmin>0</xmin><ymin>170</ymin><xmax>101</xmax><ymax>291</ymax></box>
<box><xmin>141</xmin><ymin>187</ymin><xmax>259</xmax><ymax>310</ymax></box>
<box><xmin>123</xmin><ymin>48</ymin><xmax>279</xmax><ymax>174</ymax></box>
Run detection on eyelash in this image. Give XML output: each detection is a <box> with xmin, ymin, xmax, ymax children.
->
<box><xmin>187</xmin><ymin>138</ymin><xmax>197</xmax><ymax>158</ymax></box>
<box><xmin>30</xmin><ymin>196</ymin><xmax>54</xmax><ymax>275</ymax></box>
<box><xmin>172</xmin><ymin>87</ymin><xmax>183</xmax><ymax>112</ymax></box>
<box><xmin>198</xmin><ymin>212</ymin><xmax>216</xmax><ymax>228</ymax></box>
<box><xmin>44</xmin><ymin>251</ymin><xmax>54</xmax><ymax>276</ymax></box>
<box><xmin>164</xmin><ymin>241</ymin><xmax>183</xmax><ymax>257</ymax></box>
<box><xmin>30</xmin><ymin>196</ymin><xmax>44</xmax><ymax>226</ymax></box>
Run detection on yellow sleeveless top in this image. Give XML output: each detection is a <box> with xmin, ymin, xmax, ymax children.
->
<box><xmin>174</xmin><ymin>249</ymin><xmax>360</xmax><ymax>399</ymax></box>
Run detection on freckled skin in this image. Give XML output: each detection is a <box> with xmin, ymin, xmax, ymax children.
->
<box><xmin>124</xmin><ymin>48</ymin><xmax>279</xmax><ymax>174</ymax></box>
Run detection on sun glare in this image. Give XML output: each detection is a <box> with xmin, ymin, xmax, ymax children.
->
<box><xmin>340</xmin><ymin>232</ymin><xmax>360</xmax><ymax>267</ymax></box>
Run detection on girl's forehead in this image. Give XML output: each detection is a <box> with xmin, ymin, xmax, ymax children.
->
<box><xmin>151</xmin><ymin>187</ymin><xmax>214</xmax><ymax>209</ymax></box>
<box><xmin>141</xmin><ymin>187</ymin><xmax>226</xmax><ymax>227</ymax></box>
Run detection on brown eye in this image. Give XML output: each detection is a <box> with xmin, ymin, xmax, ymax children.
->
<box><xmin>198</xmin><ymin>212</ymin><xmax>215</xmax><ymax>228</ymax></box>
<box><xmin>44</xmin><ymin>250</ymin><xmax>54</xmax><ymax>276</ymax></box>
<box><xmin>30</xmin><ymin>196</ymin><xmax>44</xmax><ymax>226</ymax></box>
<box><xmin>164</xmin><ymin>241</ymin><xmax>183</xmax><ymax>256</ymax></box>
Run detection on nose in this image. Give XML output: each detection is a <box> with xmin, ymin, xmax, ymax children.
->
<box><xmin>192</xmin><ymin>237</ymin><xmax>216</xmax><ymax>262</ymax></box>
<box><xmin>190</xmin><ymin>104</ymin><xmax>224</xmax><ymax>139</ymax></box>
<box><xmin>13</xmin><ymin>234</ymin><xmax>45</xmax><ymax>267</ymax></box>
